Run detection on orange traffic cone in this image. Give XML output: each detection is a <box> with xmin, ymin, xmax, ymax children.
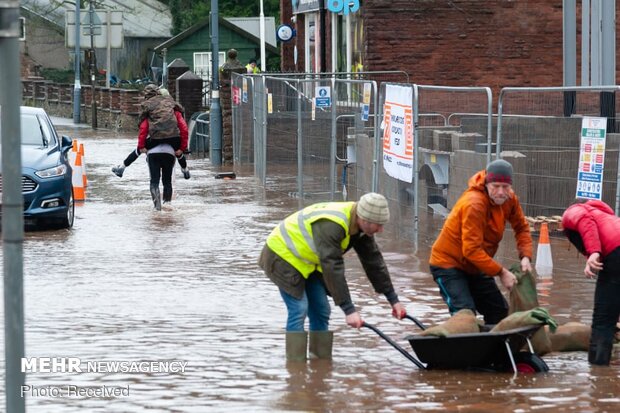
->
<box><xmin>69</xmin><ymin>139</ymin><xmax>79</xmax><ymax>166</ymax></box>
<box><xmin>78</xmin><ymin>143</ymin><xmax>88</xmax><ymax>188</ymax></box>
<box><xmin>72</xmin><ymin>151</ymin><xmax>86</xmax><ymax>201</ymax></box>
<box><xmin>535</xmin><ymin>222</ymin><xmax>553</xmax><ymax>278</ymax></box>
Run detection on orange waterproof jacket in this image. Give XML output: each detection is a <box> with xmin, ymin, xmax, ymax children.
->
<box><xmin>429</xmin><ymin>170</ymin><xmax>533</xmax><ymax>276</ymax></box>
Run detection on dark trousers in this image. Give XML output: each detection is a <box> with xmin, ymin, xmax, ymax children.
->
<box><xmin>430</xmin><ymin>265</ymin><xmax>509</xmax><ymax>325</ymax></box>
<box><xmin>147</xmin><ymin>153</ymin><xmax>175</xmax><ymax>202</ymax></box>
<box><xmin>123</xmin><ymin>137</ymin><xmax>187</xmax><ymax>169</ymax></box>
<box><xmin>589</xmin><ymin>247</ymin><xmax>620</xmax><ymax>365</ymax></box>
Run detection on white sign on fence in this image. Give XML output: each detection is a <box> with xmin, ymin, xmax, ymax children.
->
<box><xmin>576</xmin><ymin>116</ymin><xmax>607</xmax><ymax>200</ymax></box>
<box><xmin>382</xmin><ymin>84</ymin><xmax>413</xmax><ymax>183</ymax></box>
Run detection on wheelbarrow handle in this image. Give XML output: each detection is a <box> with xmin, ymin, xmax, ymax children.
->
<box><xmin>362</xmin><ymin>322</ymin><xmax>425</xmax><ymax>369</ymax></box>
<box><xmin>404</xmin><ymin>314</ymin><xmax>427</xmax><ymax>331</ymax></box>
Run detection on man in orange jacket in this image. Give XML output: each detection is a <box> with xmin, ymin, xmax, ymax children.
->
<box><xmin>429</xmin><ymin>159</ymin><xmax>533</xmax><ymax>325</ymax></box>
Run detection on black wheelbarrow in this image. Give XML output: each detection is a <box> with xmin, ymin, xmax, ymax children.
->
<box><xmin>363</xmin><ymin>315</ymin><xmax>549</xmax><ymax>373</ymax></box>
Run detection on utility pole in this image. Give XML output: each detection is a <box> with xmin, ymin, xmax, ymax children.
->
<box><xmin>0</xmin><ymin>2</ymin><xmax>26</xmax><ymax>412</ymax></box>
<box><xmin>210</xmin><ymin>0</ymin><xmax>222</xmax><ymax>166</ymax></box>
<box><xmin>88</xmin><ymin>0</ymin><xmax>97</xmax><ymax>128</ymax></box>
<box><xmin>73</xmin><ymin>0</ymin><xmax>81</xmax><ymax>123</ymax></box>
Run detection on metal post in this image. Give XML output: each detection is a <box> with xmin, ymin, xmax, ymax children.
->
<box><xmin>106</xmin><ymin>10</ymin><xmax>111</xmax><ymax>88</ymax></box>
<box><xmin>330</xmin><ymin>77</ymin><xmax>337</xmax><ymax>199</ymax></box>
<box><xmin>563</xmin><ymin>0</ymin><xmax>577</xmax><ymax>116</ymax></box>
<box><xmin>161</xmin><ymin>47</ymin><xmax>168</xmax><ymax>87</ymax></box>
<box><xmin>0</xmin><ymin>2</ymin><xmax>26</xmax><ymax>412</ymax></box>
<box><xmin>259</xmin><ymin>0</ymin><xmax>266</xmax><ymax>72</ymax></box>
<box><xmin>88</xmin><ymin>0</ymin><xmax>97</xmax><ymax>129</ymax></box>
<box><xmin>371</xmin><ymin>81</ymin><xmax>379</xmax><ymax>192</ymax></box>
<box><xmin>73</xmin><ymin>0</ymin><xmax>81</xmax><ymax>123</ymax></box>
<box><xmin>581</xmin><ymin>0</ymin><xmax>590</xmax><ymax>86</ymax></box>
<box><xmin>210</xmin><ymin>0</ymin><xmax>222</xmax><ymax>166</ymax></box>
<box><xmin>412</xmin><ymin>84</ymin><xmax>420</xmax><ymax>251</ymax></box>
<box><xmin>297</xmin><ymin>79</ymin><xmax>303</xmax><ymax>205</ymax></box>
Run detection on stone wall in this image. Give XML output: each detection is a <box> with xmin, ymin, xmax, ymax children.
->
<box><xmin>22</xmin><ymin>79</ymin><xmax>141</xmax><ymax>131</ymax></box>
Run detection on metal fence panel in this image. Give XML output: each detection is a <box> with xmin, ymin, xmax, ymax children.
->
<box><xmin>497</xmin><ymin>86</ymin><xmax>620</xmax><ymax>217</ymax></box>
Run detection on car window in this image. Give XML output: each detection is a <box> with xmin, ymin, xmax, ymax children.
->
<box><xmin>20</xmin><ymin>114</ymin><xmax>47</xmax><ymax>145</ymax></box>
<box><xmin>37</xmin><ymin>115</ymin><xmax>57</xmax><ymax>146</ymax></box>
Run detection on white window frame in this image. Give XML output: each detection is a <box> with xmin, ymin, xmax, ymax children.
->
<box><xmin>193</xmin><ymin>51</ymin><xmax>226</xmax><ymax>81</ymax></box>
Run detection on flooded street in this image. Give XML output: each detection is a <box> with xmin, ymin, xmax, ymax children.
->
<box><xmin>1</xmin><ymin>118</ymin><xmax>619</xmax><ymax>412</ymax></box>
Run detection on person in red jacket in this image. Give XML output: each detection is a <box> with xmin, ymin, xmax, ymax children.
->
<box><xmin>112</xmin><ymin>85</ymin><xmax>190</xmax><ymax>179</ymax></box>
<box><xmin>429</xmin><ymin>159</ymin><xmax>533</xmax><ymax>325</ymax></box>
<box><xmin>562</xmin><ymin>199</ymin><xmax>620</xmax><ymax>365</ymax></box>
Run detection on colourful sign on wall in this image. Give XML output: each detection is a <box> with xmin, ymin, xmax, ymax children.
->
<box><xmin>576</xmin><ymin>116</ymin><xmax>607</xmax><ymax>200</ymax></box>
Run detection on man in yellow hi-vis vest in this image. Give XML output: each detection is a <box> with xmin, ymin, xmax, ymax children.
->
<box><xmin>258</xmin><ymin>193</ymin><xmax>407</xmax><ymax>361</ymax></box>
<box><xmin>245</xmin><ymin>58</ymin><xmax>260</xmax><ymax>74</ymax></box>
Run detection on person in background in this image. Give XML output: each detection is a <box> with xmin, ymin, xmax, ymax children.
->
<box><xmin>145</xmin><ymin>140</ymin><xmax>175</xmax><ymax>211</ymax></box>
<box><xmin>246</xmin><ymin>58</ymin><xmax>260</xmax><ymax>74</ymax></box>
<box><xmin>562</xmin><ymin>199</ymin><xmax>620</xmax><ymax>365</ymax></box>
<box><xmin>112</xmin><ymin>84</ymin><xmax>190</xmax><ymax>180</ymax></box>
<box><xmin>429</xmin><ymin>159</ymin><xmax>533</xmax><ymax>325</ymax></box>
<box><xmin>258</xmin><ymin>193</ymin><xmax>407</xmax><ymax>361</ymax></box>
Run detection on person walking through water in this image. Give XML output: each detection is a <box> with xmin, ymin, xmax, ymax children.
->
<box><xmin>112</xmin><ymin>84</ymin><xmax>190</xmax><ymax>179</ymax></box>
<box><xmin>146</xmin><ymin>140</ymin><xmax>176</xmax><ymax>211</ymax></box>
<box><xmin>429</xmin><ymin>159</ymin><xmax>533</xmax><ymax>325</ymax></box>
<box><xmin>562</xmin><ymin>199</ymin><xmax>620</xmax><ymax>365</ymax></box>
<box><xmin>258</xmin><ymin>192</ymin><xmax>407</xmax><ymax>361</ymax></box>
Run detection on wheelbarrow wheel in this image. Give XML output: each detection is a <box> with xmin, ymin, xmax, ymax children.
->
<box><xmin>513</xmin><ymin>352</ymin><xmax>549</xmax><ymax>373</ymax></box>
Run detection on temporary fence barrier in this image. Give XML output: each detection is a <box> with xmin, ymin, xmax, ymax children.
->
<box><xmin>497</xmin><ymin>86</ymin><xmax>620</xmax><ymax>216</ymax></box>
<box><xmin>375</xmin><ymin>83</ymin><xmax>493</xmax><ymax>247</ymax></box>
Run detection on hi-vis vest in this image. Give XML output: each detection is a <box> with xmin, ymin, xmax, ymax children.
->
<box><xmin>267</xmin><ymin>202</ymin><xmax>354</xmax><ymax>278</ymax></box>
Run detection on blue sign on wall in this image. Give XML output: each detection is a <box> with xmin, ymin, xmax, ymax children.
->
<box><xmin>326</xmin><ymin>0</ymin><xmax>360</xmax><ymax>15</ymax></box>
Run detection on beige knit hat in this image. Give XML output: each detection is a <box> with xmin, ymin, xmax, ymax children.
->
<box><xmin>357</xmin><ymin>192</ymin><xmax>390</xmax><ymax>225</ymax></box>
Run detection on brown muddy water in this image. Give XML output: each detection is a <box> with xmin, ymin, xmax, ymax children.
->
<box><xmin>0</xmin><ymin>118</ymin><xmax>619</xmax><ymax>412</ymax></box>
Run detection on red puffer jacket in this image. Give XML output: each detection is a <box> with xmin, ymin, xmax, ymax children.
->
<box><xmin>561</xmin><ymin>200</ymin><xmax>620</xmax><ymax>257</ymax></box>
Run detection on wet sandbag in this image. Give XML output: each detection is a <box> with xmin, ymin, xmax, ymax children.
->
<box><xmin>548</xmin><ymin>322</ymin><xmax>591</xmax><ymax>352</ymax></box>
<box><xmin>420</xmin><ymin>309</ymin><xmax>481</xmax><ymax>337</ymax></box>
<box><xmin>508</xmin><ymin>264</ymin><xmax>539</xmax><ymax>313</ymax></box>
<box><xmin>491</xmin><ymin>307</ymin><xmax>558</xmax><ymax>355</ymax></box>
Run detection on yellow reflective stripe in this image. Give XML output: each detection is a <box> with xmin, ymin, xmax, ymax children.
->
<box><xmin>279</xmin><ymin>208</ymin><xmax>350</xmax><ymax>261</ymax></box>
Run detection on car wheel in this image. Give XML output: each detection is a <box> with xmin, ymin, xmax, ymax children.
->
<box><xmin>58</xmin><ymin>191</ymin><xmax>75</xmax><ymax>229</ymax></box>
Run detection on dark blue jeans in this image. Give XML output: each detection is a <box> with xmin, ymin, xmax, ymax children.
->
<box><xmin>590</xmin><ymin>247</ymin><xmax>620</xmax><ymax>365</ymax></box>
<box><xmin>279</xmin><ymin>273</ymin><xmax>331</xmax><ymax>332</ymax></box>
<box><xmin>430</xmin><ymin>266</ymin><xmax>508</xmax><ymax>325</ymax></box>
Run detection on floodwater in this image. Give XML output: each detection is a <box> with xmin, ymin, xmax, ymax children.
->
<box><xmin>0</xmin><ymin>118</ymin><xmax>619</xmax><ymax>412</ymax></box>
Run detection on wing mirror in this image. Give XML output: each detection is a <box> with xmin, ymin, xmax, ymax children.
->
<box><xmin>61</xmin><ymin>135</ymin><xmax>73</xmax><ymax>153</ymax></box>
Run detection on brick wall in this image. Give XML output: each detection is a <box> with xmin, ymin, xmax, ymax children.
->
<box><xmin>364</xmin><ymin>0</ymin><xmax>566</xmax><ymax>95</ymax></box>
<box><xmin>280</xmin><ymin>1</ymin><xmax>616</xmax><ymax>98</ymax></box>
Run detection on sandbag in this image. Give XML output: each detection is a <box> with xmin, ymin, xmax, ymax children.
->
<box><xmin>491</xmin><ymin>307</ymin><xmax>557</xmax><ymax>355</ymax></box>
<box><xmin>420</xmin><ymin>309</ymin><xmax>481</xmax><ymax>337</ymax></box>
<box><xmin>508</xmin><ymin>264</ymin><xmax>539</xmax><ymax>313</ymax></box>
<box><xmin>548</xmin><ymin>322</ymin><xmax>591</xmax><ymax>352</ymax></box>
<box><xmin>507</xmin><ymin>266</ymin><xmax>553</xmax><ymax>354</ymax></box>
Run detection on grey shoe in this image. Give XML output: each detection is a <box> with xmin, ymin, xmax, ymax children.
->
<box><xmin>182</xmin><ymin>167</ymin><xmax>190</xmax><ymax>179</ymax></box>
<box><xmin>112</xmin><ymin>164</ymin><xmax>125</xmax><ymax>178</ymax></box>
<box><xmin>150</xmin><ymin>185</ymin><xmax>161</xmax><ymax>211</ymax></box>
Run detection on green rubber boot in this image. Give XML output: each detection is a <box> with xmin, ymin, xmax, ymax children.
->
<box><xmin>285</xmin><ymin>332</ymin><xmax>308</xmax><ymax>362</ymax></box>
<box><xmin>308</xmin><ymin>331</ymin><xmax>333</xmax><ymax>360</ymax></box>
